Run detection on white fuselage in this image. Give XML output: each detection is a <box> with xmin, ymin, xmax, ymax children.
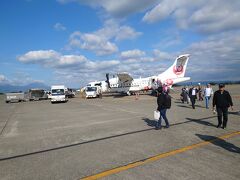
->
<box><xmin>88</xmin><ymin>75</ymin><xmax>190</xmax><ymax>94</ymax></box>
<box><xmin>87</xmin><ymin>54</ymin><xmax>191</xmax><ymax>94</ymax></box>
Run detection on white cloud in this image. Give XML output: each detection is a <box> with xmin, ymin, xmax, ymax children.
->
<box><xmin>120</xmin><ymin>49</ymin><xmax>159</xmax><ymax>63</ymax></box>
<box><xmin>120</xmin><ymin>49</ymin><xmax>146</xmax><ymax>59</ymax></box>
<box><xmin>57</xmin><ymin>0</ymin><xmax>159</xmax><ymax>17</ymax></box>
<box><xmin>18</xmin><ymin>50</ymin><xmax>120</xmax><ymax>71</ymax></box>
<box><xmin>153</xmin><ymin>29</ymin><xmax>182</xmax><ymax>49</ymax></box>
<box><xmin>18</xmin><ymin>49</ymin><xmax>173</xmax><ymax>86</ymax></box>
<box><xmin>143</xmin><ymin>0</ymin><xmax>240</xmax><ymax>33</ymax></box>
<box><xmin>143</xmin><ymin>0</ymin><xmax>178</xmax><ymax>23</ymax></box>
<box><xmin>54</xmin><ymin>23</ymin><xmax>66</xmax><ymax>31</ymax></box>
<box><xmin>69</xmin><ymin>31</ymin><xmax>118</xmax><ymax>56</ymax></box>
<box><xmin>183</xmin><ymin>31</ymin><xmax>240</xmax><ymax>81</ymax></box>
<box><xmin>115</xmin><ymin>26</ymin><xmax>142</xmax><ymax>41</ymax></box>
<box><xmin>58</xmin><ymin>55</ymin><xmax>87</xmax><ymax>66</ymax></box>
<box><xmin>96</xmin><ymin>20</ymin><xmax>142</xmax><ymax>41</ymax></box>
<box><xmin>18</xmin><ymin>50</ymin><xmax>60</xmax><ymax>64</ymax></box>
<box><xmin>18</xmin><ymin>50</ymin><xmax>88</xmax><ymax>69</ymax></box>
<box><xmin>19</xmin><ymin>33</ymin><xmax>240</xmax><ymax>86</ymax></box>
<box><xmin>17</xmin><ymin>34</ymin><xmax>240</xmax><ymax>86</ymax></box>
<box><xmin>153</xmin><ymin>49</ymin><xmax>172</xmax><ymax>60</ymax></box>
<box><xmin>58</xmin><ymin>0</ymin><xmax>240</xmax><ymax>34</ymax></box>
<box><xmin>68</xmin><ymin>20</ymin><xmax>141</xmax><ymax>56</ymax></box>
<box><xmin>189</xmin><ymin>1</ymin><xmax>240</xmax><ymax>33</ymax></box>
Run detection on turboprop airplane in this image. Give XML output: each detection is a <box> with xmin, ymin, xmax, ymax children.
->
<box><xmin>86</xmin><ymin>54</ymin><xmax>190</xmax><ymax>95</ymax></box>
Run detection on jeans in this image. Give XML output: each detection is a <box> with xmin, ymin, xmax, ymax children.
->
<box><xmin>216</xmin><ymin>107</ymin><xmax>228</xmax><ymax>127</ymax></box>
<box><xmin>205</xmin><ymin>96</ymin><xmax>211</xmax><ymax>108</ymax></box>
<box><xmin>157</xmin><ymin>109</ymin><xmax>169</xmax><ymax>128</ymax></box>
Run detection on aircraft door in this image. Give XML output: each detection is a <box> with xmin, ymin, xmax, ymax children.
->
<box><xmin>101</xmin><ymin>81</ymin><xmax>109</xmax><ymax>92</ymax></box>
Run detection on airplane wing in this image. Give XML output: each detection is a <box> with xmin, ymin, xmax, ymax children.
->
<box><xmin>117</xmin><ymin>73</ymin><xmax>133</xmax><ymax>83</ymax></box>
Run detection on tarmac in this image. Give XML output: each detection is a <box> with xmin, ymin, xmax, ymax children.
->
<box><xmin>0</xmin><ymin>85</ymin><xmax>239</xmax><ymax>180</ymax></box>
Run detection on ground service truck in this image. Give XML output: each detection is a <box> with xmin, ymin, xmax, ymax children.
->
<box><xmin>51</xmin><ymin>85</ymin><xmax>67</xmax><ymax>103</ymax></box>
<box><xmin>85</xmin><ymin>86</ymin><xmax>102</xmax><ymax>98</ymax></box>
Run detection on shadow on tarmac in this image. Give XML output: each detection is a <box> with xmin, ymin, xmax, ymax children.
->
<box><xmin>0</xmin><ymin>116</ymin><xmax>216</xmax><ymax>162</ymax></box>
<box><xmin>177</xmin><ymin>104</ymin><xmax>205</xmax><ymax>109</ymax></box>
<box><xmin>174</xmin><ymin>101</ymin><xmax>185</xmax><ymax>104</ymax></box>
<box><xmin>229</xmin><ymin>111</ymin><xmax>240</xmax><ymax>116</ymax></box>
<box><xmin>195</xmin><ymin>104</ymin><xmax>206</xmax><ymax>108</ymax></box>
<box><xmin>177</xmin><ymin>105</ymin><xmax>192</xmax><ymax>109</ymax></box>
<box><xmin>143</xmin><ymin>118</ymin><xmax>158</xmax><ymax>127</ymax></box>
<box><xmin>196</xmin><ymin>134</ymin><xmax>240</xmax><ymax>154</ymax></box>
<box><xmin>0</xmin><ymin>127</ymin><xmax>155</xmax><ymax>161</ymax></box>
<box><xmin>143</xmin><ymin>115</ymin><xmax>216</xmax><ymax>128</ymax></box>
<box><xmin>113</xmin><ymin>95</ymin><xmax>126</xmax><ymax>98</ymax></box>
<box><xmin>186</xmin><ymin>117</ymin><xmax>216</xmax><ymax>127</ymax></box>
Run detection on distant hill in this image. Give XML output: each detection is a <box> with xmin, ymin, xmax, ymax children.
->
<box><xmin>0</xmin><ymin>82</ymin><xmax>50</xmax><ymax>93</ymax></box>
<box><xmin>176</xmin><ymin>80</ymin><xmax>240</xmax><ymax>86</ymax></box>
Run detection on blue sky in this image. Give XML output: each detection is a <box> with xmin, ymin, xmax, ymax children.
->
<box><xmin>0</xmin><ymin>0</ymin><xmax>240</xmax><ymax>88</ymax></box>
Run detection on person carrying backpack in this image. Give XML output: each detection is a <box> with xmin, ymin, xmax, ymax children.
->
<box><xmin>156</xmin><ymin>86</ymin><xmax>171</xmax><ymax>130</ymax></box>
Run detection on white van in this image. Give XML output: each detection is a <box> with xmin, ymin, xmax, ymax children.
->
<box><xmin>51</xmin><ymin>85</ymin><xmax>67</xmax><ymax>103</ymax></box>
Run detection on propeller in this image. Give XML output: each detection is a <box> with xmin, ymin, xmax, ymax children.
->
<box><xmin>105</xmin><ymin>73</ymin><xmax>111</xmax><ymax>88</ymax></box>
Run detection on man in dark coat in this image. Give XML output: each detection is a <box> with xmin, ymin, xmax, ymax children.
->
<box><xmin>181</xmin><ymin>86</ymin><xmax>188</xmax><ymax>103</ymax></box>
<box><xmin>189</xmin><ymin>86</ymin><xmax>198</xmax><ymax>109</ymax></box>
<box><xmin>156</xmin><ymin>87</ymin><xmax>170</xmax><ymax>129</ymax></box>
<box><xmin>213</xmin><ymin>84</ymin><xmax>233</xmax><ymax>129</ymax></box>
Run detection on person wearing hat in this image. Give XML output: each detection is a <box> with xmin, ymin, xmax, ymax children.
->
<box><xmin>213</xmin><ymin>84</ymin><xmax>233</xmax><ymax>129</ymax></box>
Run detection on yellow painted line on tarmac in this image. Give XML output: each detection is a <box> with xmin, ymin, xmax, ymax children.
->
<box><xmin>81</xmin><ymin>131</ymin><xmax>240</xmax><ymax>180</ymax></box>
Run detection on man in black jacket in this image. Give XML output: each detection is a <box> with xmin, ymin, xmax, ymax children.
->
<box><xmin>156</xmin><ymin>87</ymin><xmax>170</xmax><ymax>129</ymax></box>
<box><xmin>213</xmin><ymin>84</ymin><xmax>233</xmax><ymax>129</ymax></box>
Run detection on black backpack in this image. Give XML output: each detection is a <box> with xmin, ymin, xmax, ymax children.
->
<box><xmin>164</xmin><ymin>94</ymin><xmax>171</xmax><ymax>109</ymax></box>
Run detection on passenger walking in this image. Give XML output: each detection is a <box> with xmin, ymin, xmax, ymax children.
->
<box><xmin>135</xmin><ymin>91</ymin><xmax>140</xmax><ymax>100</ymax></box>
<box><xmin>163</xmin><ymin>83</ymin><xmax>168</xmax><ymax>93</ymax></box>
<box><xmin>180</xmin><ymin>86</ymin><xmax>188</xmax><ymax>104</ymax></box>
<box><xmin>98</xmin><ymin>87</ymin><xmax>103</xmax><ymax>99</ymax></box>
<box><xmin>156</xmin><ymin>87</ymin><xmax>171</xmax><ymax>129</ymax></box>
<box><xmin>213</xmin><ymin>84</ymin><xmax>233</xmax><ymax>129</ymax></box>
<box><xmin>185</xmin><ymin>86</ymin><xmax>190</xmax><ymax>103</ymax></box>
<box><xmin>189</xmin><ymin>86</ymin><xmax>198</xmax><ymax>109</ymax></box>
<box><xmin>198</xmin><ymin>84</ymin><xmax>203</xmax><ymax>101</ymax></box>
<box><xmin>204</xmin><ymin>84</ymin><xmax>213</xmax><ymax>109</ymax></box>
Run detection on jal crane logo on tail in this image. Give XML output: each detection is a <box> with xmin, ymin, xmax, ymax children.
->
<box><xmin>173</xmin><ymin>65</ymin><xmax>184</xmax><ymax>75</ymax></box>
